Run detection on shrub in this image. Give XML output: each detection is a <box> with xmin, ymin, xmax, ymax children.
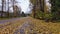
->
<box><xmin>36</xmin><ymin>11</ymin><xmax>44</xmax><ymax>20</ymax></box>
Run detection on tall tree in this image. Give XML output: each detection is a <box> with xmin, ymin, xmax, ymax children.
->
<box><xmin>11</xmin><ymin>0</ymin><xmax>19</xmax><ymax>17</ymax></box>
<box><xmin>1</xmin><ymin>0</ymin><xmax>4</xmax><ymax>18</ymax></box>
<box><xmin>7</xmin><ymin>0</ymin><xmax>9</xmax><ymax>17</ymax></box>
<box><xmin>50</xmin><ymin>0</ymin><xmax>60</xmax><ymax>19</ymax></box>
<box><xmin>31</xmin><ymin>0</ymin><xmax>48</xmax><ymax>19</ymax></box>
<box><xmin>30</xmin><ymin>0</ymin><xmax>38</xmax><ymax>18</ymax></box>
<box><xmin>4</xmin><ymin>0</ymin><xmax>6</xmax><ymax>11</ymax></box>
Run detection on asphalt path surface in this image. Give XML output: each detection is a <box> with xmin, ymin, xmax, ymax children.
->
<box><xmin>0</xmin><ymin>17</ymin><xmax>28</xmax><ymax>24</ymax></box>
<box><xmin>14</xmin><ymin>21</ymin><xmax>33</xmax><ymax>34</ymax></box>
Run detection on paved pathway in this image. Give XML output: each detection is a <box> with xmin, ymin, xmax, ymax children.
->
<box><xmin>0</xmin><ymin>17</ymin><xmax>37</xmax><ymax>34</ymax></box>
<box><xmin>0</xmin><ymin>17</ymin><xmax>28</xmax><ymax>24</ymax></box>
<box><xmin>14</xmin><ymin>21</ymin><xmax>30</xmax><ymax>34</ymax></box>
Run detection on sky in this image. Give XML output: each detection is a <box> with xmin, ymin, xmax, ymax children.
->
<box><xmin>46</xmin><ymin>0</ymin><xmax>51</xmax><ymax>11</ymax></box>
<box><xmin>18</xmin><ymin>0</ymin><xmax>50</xmax><ymax>13</ymax></box>
<box><xmin>46</xmin><ymin>0</ymin><xmax>51</xmax><ymax>6</ymax></box>
<box><xmin>15</xmin><ymin>0</ymin><xmax>50</xmax><ymax>13</ymax></box>
<box><xmin>0</xmin><ymin>0</ymin><xmax>32</xmax><ymax>13</ymax></box>
<box><xmin>0</xmin><ymin>0</ymin><xmax>50</xmax><ymax>13</ymax></box>
<box><xmin>17</xmin><ymin>0</ymin><xmax>32</xmax><ymax>13</ymax></box>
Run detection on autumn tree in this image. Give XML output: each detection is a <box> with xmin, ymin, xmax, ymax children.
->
<box><xmin>30</xmin><ymin>0</ymin><xmax>46</xmax><ymax>19</ymax></box>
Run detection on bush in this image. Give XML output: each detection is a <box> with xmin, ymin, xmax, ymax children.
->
<box><xmin>44</xmin><ymin>13</ymin><xmax>53</xmax><ymax>22</ymax></box>
<box><xmin>34</xmin><ymin>10</ymin><xmax>60</xmax><ymax>22</ymax></box>
<box><xmin>44</xmin><ymin>12</ymin><xmax>59</xmax><ymax>22</ymax></box>
<box><xmin>36</xmin><ymin>11</ymin><xmax>44</xmax><ymax>20</ymax></box>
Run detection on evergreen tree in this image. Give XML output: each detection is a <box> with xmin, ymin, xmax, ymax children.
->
<box><xmin>50</xmin><ymin>0</ymin><xmax>60</xmax><ymax>20</ymax></box>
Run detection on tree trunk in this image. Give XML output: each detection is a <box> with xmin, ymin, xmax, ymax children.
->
<box><xmin>7</xmin><ymin>0</ymin><xmax>9</xmax><ymax>17</ymax></box>
<box><xmin>1</xmin><ymin>0</ymin><xmax>4</xmax><ymax>18</ymax></box>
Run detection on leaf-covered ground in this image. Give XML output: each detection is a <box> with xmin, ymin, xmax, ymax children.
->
<box><xmin>0</xmin><ymin>17</ymin><xmax>60</xmax><ymax>34</ymax></box>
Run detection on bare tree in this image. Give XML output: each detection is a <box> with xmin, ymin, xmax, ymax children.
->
<box><xmin>10</xmin><ymin>0</ymin><xmax>15</xmax><ymax>12</ymax></box>
<box><xmin>4</xmin><ymin>0</ymin><xmax>6</xmax><ymax>11</ymax></box>
<box><xmin>7</xmin><ymin>0</ymin><xmax>9</xmax><ymax>17</ymax></box>
<box><xmin>1</xmin><ymin>0</ymin><xmax>4</xmax><ymax>18</ymax></box>
<box><xmin>11</xmin><ymin>0</ymin><xmax>20</xmax><ymax>17</ymax></box>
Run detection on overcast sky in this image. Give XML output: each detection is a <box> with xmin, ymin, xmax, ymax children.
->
<box><xmin>0</xmin><ymin>0</ymin><xmax>50</xmax><ymax>13</ymax></box>
<box><xmin>15</xmin><ymin>0</ymin><xmax>50</xmax><ymax>13</ymax></box>
<box><xmin>17</xmin><ymin>0</ymin><xmax>32</xmax><ymax>13</ymax></box>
